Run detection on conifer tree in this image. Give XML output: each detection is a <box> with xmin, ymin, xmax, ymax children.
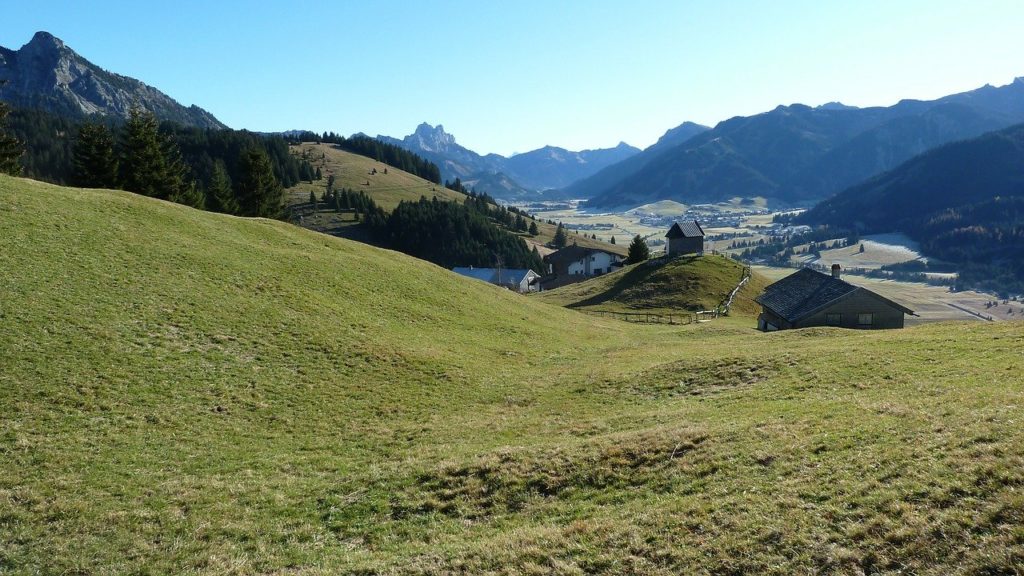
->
<box><xmin>529</xmin><ymin>221</ymin><xmax>539</xmax><ymax>236</ymax></box>
<box><xmin>0</xmin><ymin>93</ymin><xmax>23</xmax><ymax>176</ymax></box>
<box><xmin>626</xmin><ymin>235</ymin><xmax>650</xmax><ymax>264</ymax></box>
<box><xmin>553</xmin><ymin>222</ymin><xmax>568</xmax><ymax>248</ymax></box>
<box><xmin>610</xmin><ymin>236</ymin><xmax>616</xmax><ymax>245</ymax></box>
<box><xmin>207</xmin><ymin>160</ymin><xmax>239</xmax><ymax>214</ymax></box>
<box><xmin>120</xmin><ymin>109</ymin><xmax>188</xmax><ymax>201</ymax></box>
<box><xmin>235</xmin><ymin>147</ymin><xmax>282</xmax><ymax>217</ymax></box>
<box><xmin>72</xmin><ymin>122</ymin><xmax>119</xmax><ymax>188</ymax></box>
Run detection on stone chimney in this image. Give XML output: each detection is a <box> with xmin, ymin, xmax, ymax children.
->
<box><xmin>831</xmin><ymin>264</ymin><xmax>841</xmax><ymax>279</ymax></box>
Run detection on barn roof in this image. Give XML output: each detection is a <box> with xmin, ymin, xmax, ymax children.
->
<box><xmin>545</xmin><ymin>245</ymin><xmax>619</xmax><ymax>264</ymax></box>
<box><xmin>666</xmin><ymin>221</ymin><xmax>704</xmax><ymax>238</ymax></box>
<box><xmin>754</xmin><ymin>268</ymin><xmax>914</xmax><ymax>322</ymax></box>
<box><xmin>452</xmin><ymin>267</ymin><xmax>538</xmax><ymax>285</ymax></box>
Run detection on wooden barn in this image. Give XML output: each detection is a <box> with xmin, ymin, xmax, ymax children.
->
<box><xmin>755</xmin><ymin>265</ymin><xmax>915</xmax><ymax>331</ymax></box>
<box><xmin>665</xmin><ymin>221</ymin><xmax>705</xmax><ymax>256</ymax></box>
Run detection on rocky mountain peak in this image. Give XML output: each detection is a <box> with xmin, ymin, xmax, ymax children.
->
<box><xmin>409</xmin><ymin>122</ymin><xmax>457</xmax><ymax>152</ymax></box>
<box><xmin>0</xmin><ymin>31</ymin><xmax>226</xmax><ymax>129</ymax></box>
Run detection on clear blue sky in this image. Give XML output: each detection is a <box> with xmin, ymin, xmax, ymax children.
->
<box><xmin>4</xmin><ymin>1</ymin><xmax>1024</xmax><ymax>156</ymax></box>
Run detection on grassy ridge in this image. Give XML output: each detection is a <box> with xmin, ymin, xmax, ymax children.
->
<box><xmin>287</xmin><ymin>142</ymin><xmax>464</xmax><ymax>212</ymax></box>
<box><xmin>536</xmin><ymin>254</ymin><xmax>771</xmax><ymax>315</ymax></box>
<box><xmin>3</xmin><ymin>175</ymin><xmax>1024</xmax><ymax>574</ymax></box>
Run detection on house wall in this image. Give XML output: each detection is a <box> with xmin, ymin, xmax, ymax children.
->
<box><xmin>794</xmin><ymin>291</ymin><xmax>906</xmax><ymax>329</ymax></box>
<box><xmin>668</xmin><ymin>236</ymin><xmax>703</xmax><ymax>256</ymax></box>
<box><xmin>566</xmin><ymin>252</ymin><xmax>620</xmax><ymax>275</ymax></box>
<box><xmin>757</xmin><ymin>309</ymin><xmax>792</xmax><ymax>331</ymax></box>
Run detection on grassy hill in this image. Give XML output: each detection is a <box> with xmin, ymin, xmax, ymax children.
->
<box><xmin>286</xmin><ymin>142</ymin><xmax>464</xmax><ymax>213</ymax></box>
<box><xmin>286</xmin><ymin>141</ymin><xmax>624</xmax><ymax>257</ymax></box>
<box><xmin>537</xmin><ymin>254</ymin><xmax>771</xmax><ymax>315</ymax></box>
<box><xmin>3</xmin><ymin>175</ymin><xmax>1024</xmax><ymax>574</ymax></box>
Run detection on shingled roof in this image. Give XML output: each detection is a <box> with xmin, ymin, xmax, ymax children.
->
<box><xmin>755</xmin><ymin>268</ymin><xmax>914</xmax><ymax>322</ymax></box>
<box><xmin>545</xmin><ymin>244</ymin><xmax>618</xmax><ymax>264</ymax></box>
<box><xmin>452</xmin><ymin>267</ymin><xmax>537</xmax><ymax>286</ymax></box>
<box><xmin>666</xmin><ymin>221</ymin><xmax>704</xmax><ymax>239</ymax></box>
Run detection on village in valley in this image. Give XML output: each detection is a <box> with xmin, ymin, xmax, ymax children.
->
<box><xmin>447</xmin><ymin>196</ymin><xmax>1018</xmax><ymax>328</ymax></box>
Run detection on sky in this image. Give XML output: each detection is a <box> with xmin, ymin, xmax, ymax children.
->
<box><xmin>4</xmin><ymin>1</ymin><xmax>1024</xmax><ymax>156</ymax></box>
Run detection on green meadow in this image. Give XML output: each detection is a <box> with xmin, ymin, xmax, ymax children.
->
<box><xmin>2</xmin><ymin>175</ymin><xmax>1023</xmax><ymax>574</ymax></box>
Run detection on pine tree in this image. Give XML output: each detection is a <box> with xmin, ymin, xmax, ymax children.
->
<box><xmin>120</xmin><ymin>109</ymin><xmax>188</xmax><ymax>201</ymax></box>
<box><xmin>610</xmin><ymin>236</ymin><xmax>616</xmax><ymax>245</ymax></box>
<box><xmin>207</xmin><ymin>160</ymin><xmax>239</xmax><ymax>214</ymax></box>
<box><xmin>72</xmin><ymin>122</ymin><xmax>118</xmax><ymax>188</ymax></box>
<box><xmin>236</xmin><ymin>147</ymin><xmax>282</xmax><ymax>217</ymax></box>
<box><xmin>0</xmin><ymin>93</ymin><xmax>23</xmax><ymax>176</ymax></box>
<box><xmin>173</xmin><ymin>180</ymin><xmax>206</xmax><ymax>209</ymax></box>
<box><xmin>553</xmin><ymin>222</ymin><xmax>568</xmax><ymax>248</ymax></box>
<box><xmin>529</xmin><ymin>221</ymin><xmax>539</xmax><ymax>236</ymax></box>
<box><xmin>626</xmin><ymin>235</ymin><xmax>650</xmax><ymax>264</ymax></box>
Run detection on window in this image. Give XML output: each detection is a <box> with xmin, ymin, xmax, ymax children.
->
<box><xmin>826</xmin><ymin>313</ymin><xmax>842</xmax><ymax>326</ymax></box>
<box><xmin>858</xmin><ymin>313</ymin><xmax>873</xmax><ymax>326</ymax></box>
<box><xmin>594</xmin><ymin>268</ymin><xmax>603</xmax><ymax>275</ymax></box>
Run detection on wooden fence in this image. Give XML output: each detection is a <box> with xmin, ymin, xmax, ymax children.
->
<box><xmin>578</xmin><ymin>310</ymin><xmax>697</xmax><ymax>325</ymax></box>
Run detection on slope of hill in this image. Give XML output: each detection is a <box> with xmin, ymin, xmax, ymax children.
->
<box><xmin>378</xmin><ymin>123</ymin><xmax>641</xmax><ymax>198</ymax></box>
<box><xmin>536</xmin><ymin>254</ymin><xmax>770</xmax><ymax>315</ymax></box>
<box><xmin>4</xmin><ymin>175</ymin><xmax>1024</xmax><ymax>574</ymax></box>
<box><xmin>800</xmin><ymin>123</ymin><xmax>1024</xmax><ymax>293</ymax></box>
<box><xmin>287</xmin><ymin>142</ymin><xmax>463</xmax><ymax>213</ymax></box>
<box><xmin>0</xmin><ymin>31</ymin><xmax>225</xmax><ymax>128</ymax></box>
<box><xmin>582</xmin><ymin>78</ymin><xmax>1024</xmax><ymax>209</ymax></box>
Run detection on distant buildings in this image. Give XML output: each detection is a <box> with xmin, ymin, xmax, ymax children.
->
<box><xmin>540</xmin><ymin>245</ymin><xmax>624</xmax><ymax>290</ymax></box>
<box><xmin>755</xmin><ymin>265</ymin><xmax>914</xmax><ymax>331</ymax></box>
<box><xmin>451</xmin><ymin>267</ymin><xmax>541</xmax><ymax>293</ymax></box>
<box><xmin>665</xmin><ymin>221</ymin><xmax>705</xmax><ymax>256</ymax></box>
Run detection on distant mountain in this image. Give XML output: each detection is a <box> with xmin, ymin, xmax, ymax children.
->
<box><xmin>377</xmin><ymin>123</ymin><xmax>640</xmax><ymax>199</ymax></box>
<box><xmin>801</xmin><ymin>123</ymin><xmax>1024</xmax><ymax>293</ymax></box>
<box><xmin>501</xmin><ymin>142</ymin><xmax>639</xmax><ymax>191</ymax></box>
<box><xmin>582</xmin><ymin>79</ymin><xmax>1024</xmax><ymax>209</ymax></box>
<box><xmin>0</xmin><ymin>31</ymin><xmax>225</xmax><ymax>129</ymax></box>
<box><xmin>560</xmin><ymin>121</ymin><xmax>711</xmax><ymax>201</ymax></box>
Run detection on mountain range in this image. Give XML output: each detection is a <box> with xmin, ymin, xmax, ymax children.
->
<box><xmin>0</xmin><ymin>31</ymin><xmax>225</xmax><ymax>129</ymax></box>
<box><xmin>579</xmin><ymin>78</ymin><xmax>1024</xmax><ymax>209</ymax></box>
<box><xmin>800</xmin><ymin>121</ymin><xmax>1024</xmax><ymax>293</ymax></box>
<box><xmin>377</xmin><ymin>123</ymin><xmax>640</xmax><ymax>198</ymax></box>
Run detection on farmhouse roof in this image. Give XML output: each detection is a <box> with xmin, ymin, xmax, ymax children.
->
<box><xmin>545</xmin><ymin>245</ymin><xmax>617</xmax><ymax>264</ymax></box>
<box><xmin>452</xmin><ymin>267</ymin><xmax>537</xmax><ymax>285</ymax></box>
<box><xmin>754</xmin><ymin>268</ymin><xmax>914</xmax><ymax>322</ymax></box>
<box><xmin>666</xmin><ymin>221</ymin><xmax>704</xmax><ymax>239</ymax></box>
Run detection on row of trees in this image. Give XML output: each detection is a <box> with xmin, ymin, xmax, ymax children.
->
<box><xmin>365</xmin><ymin>195</ymin><xmax>544</xmax><ymax>271</ymax></box>
<box><xmin>71</xmin><ymin>110</ymin><xmax>283</xmax><ymax>216</ymax></box>
<box><xmin>0</xmin><ymin>94</ymin><xmax>21</xmax><ymax>175</ymax></box>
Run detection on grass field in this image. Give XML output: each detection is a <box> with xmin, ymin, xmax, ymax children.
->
<box><xmin>4</xmin><ymin>175</ymin><xmax>1024</xmax><ymax>574</ymax></box>
<box><xmin>288</xmin><ymin>142</ymin><xmax>464</xmax><ymax>212</ymax></box>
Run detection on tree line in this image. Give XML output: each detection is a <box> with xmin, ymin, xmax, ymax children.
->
<box><xmin>0</xmin><ymin>103</ymin><xmax>302</xmax><ymax>217</ymax></box>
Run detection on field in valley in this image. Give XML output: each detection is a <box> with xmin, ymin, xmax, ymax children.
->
<box><xmin>4</xmin><ymin>175</ymin><xmax>1024</xmax><ymax>574</ymax></box>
